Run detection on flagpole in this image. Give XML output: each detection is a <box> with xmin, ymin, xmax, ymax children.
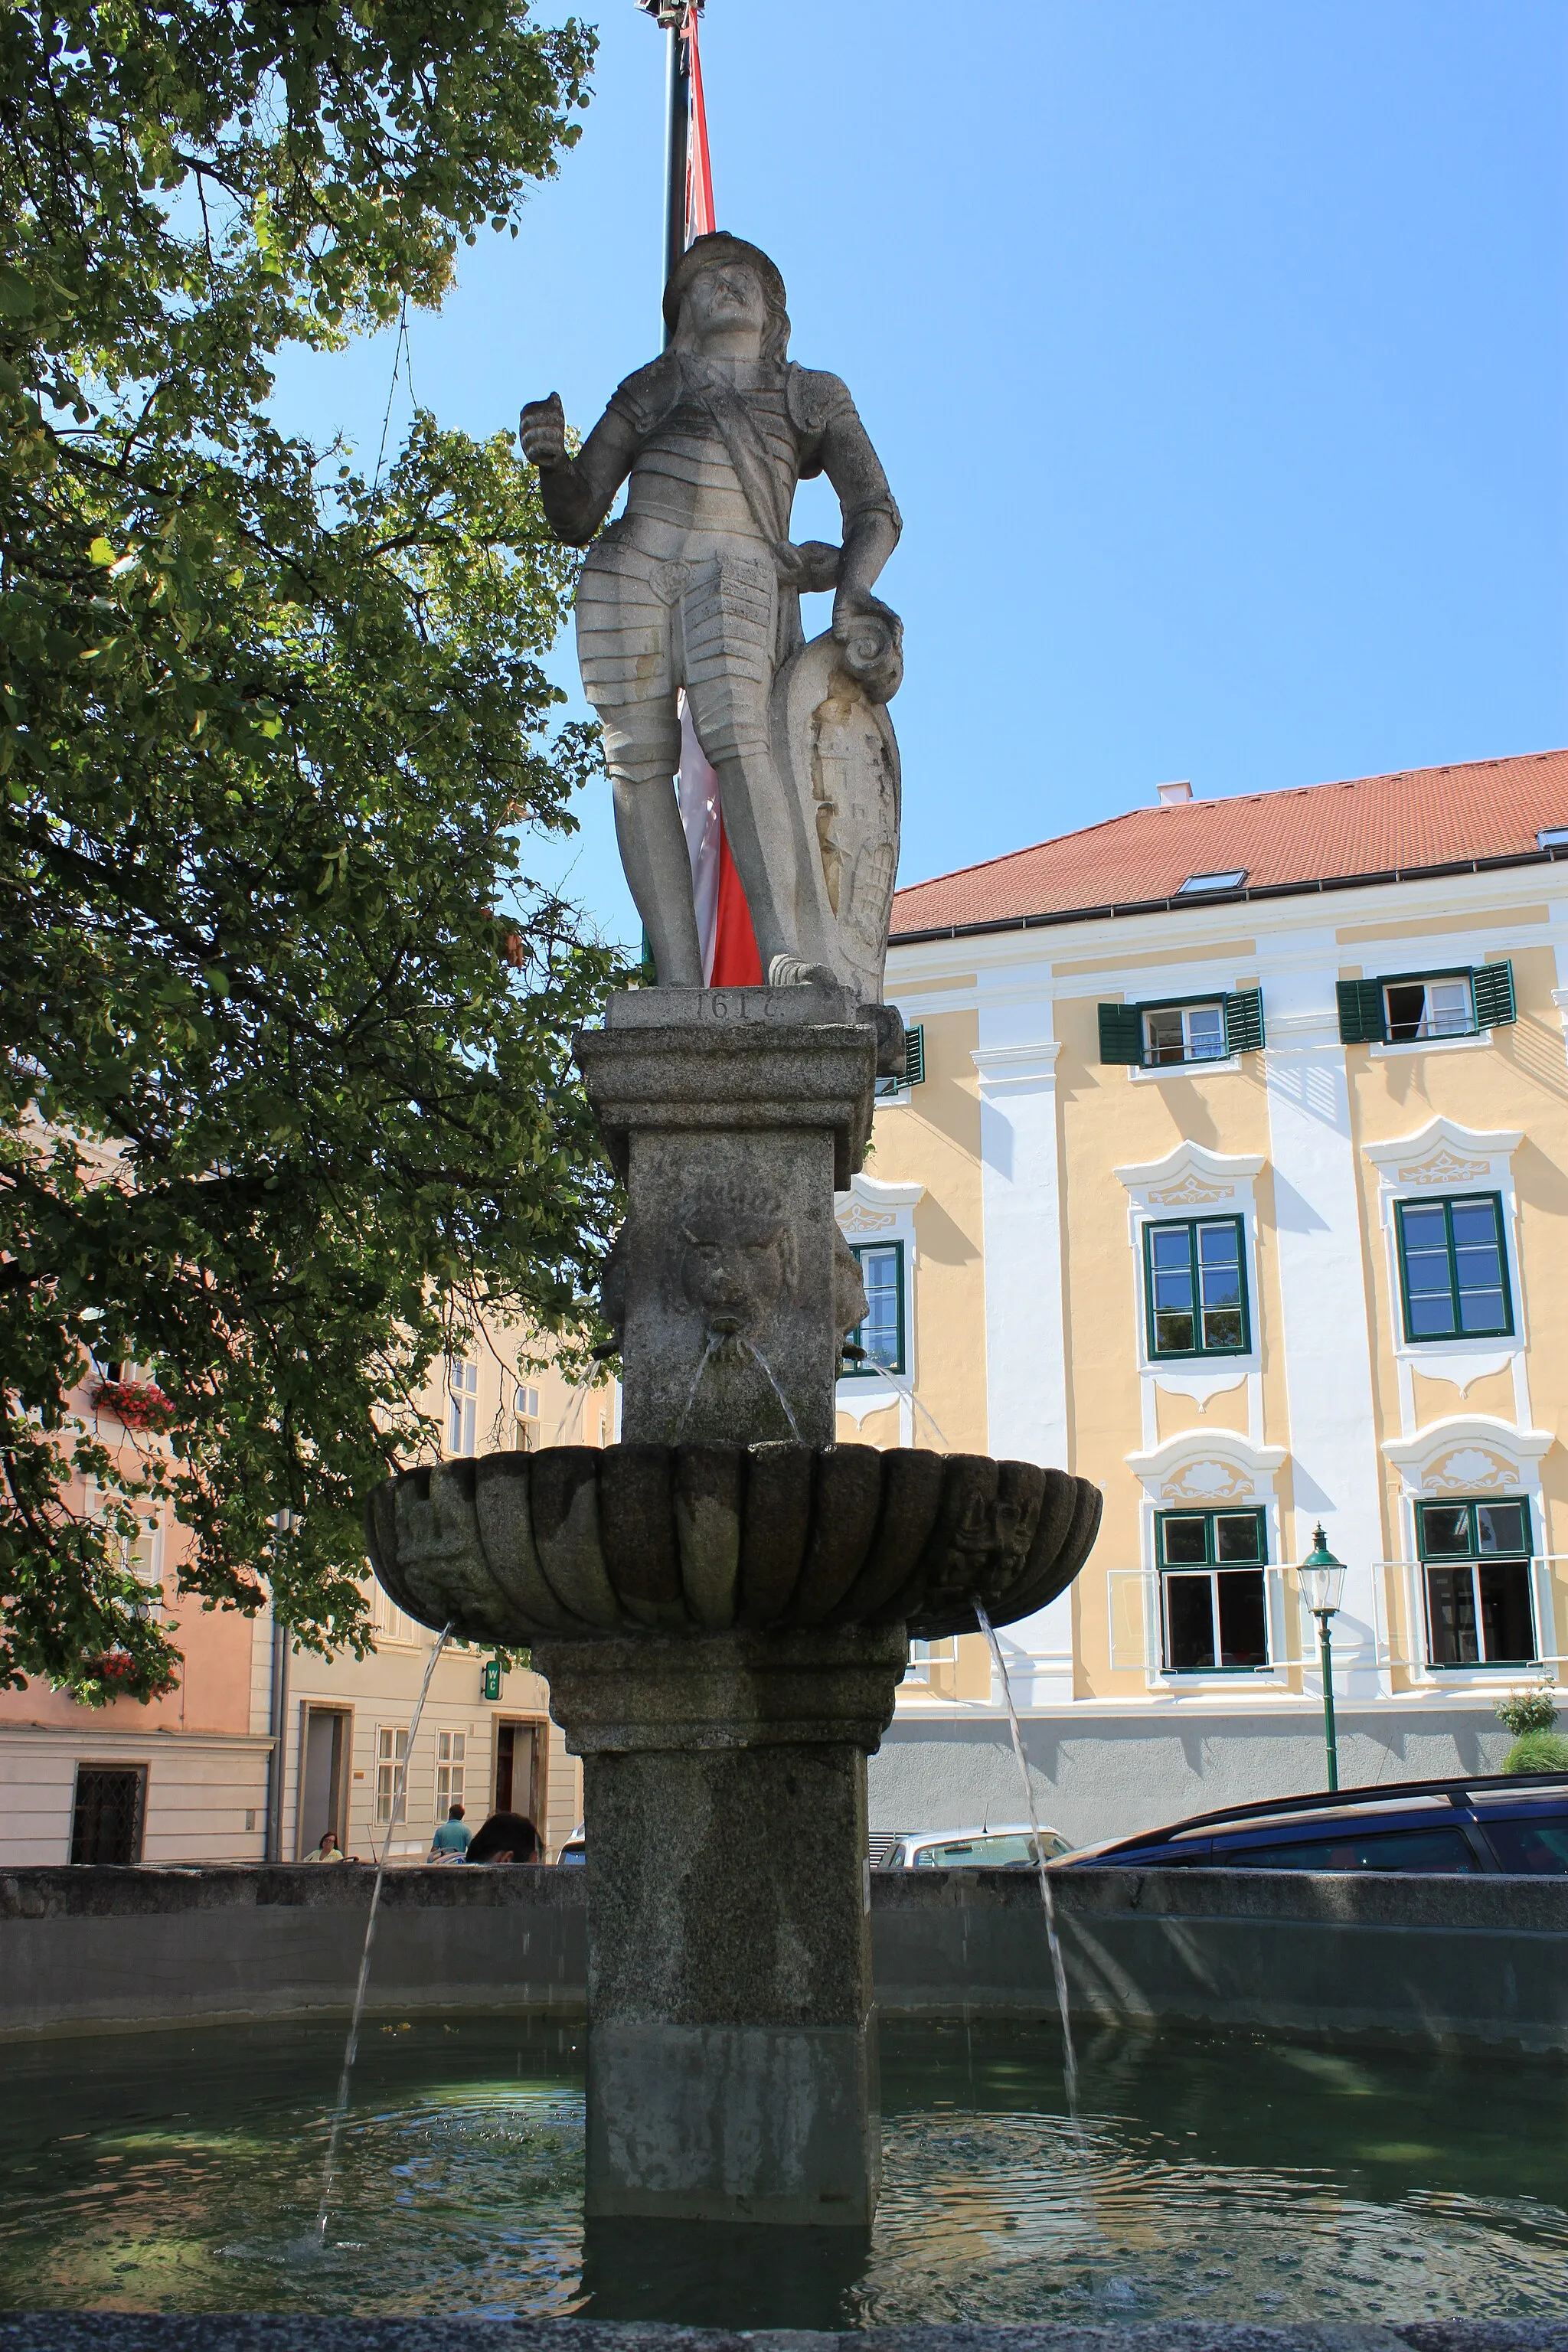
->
<box><xmin>662</xmin><ymin>11</ymin><xmax>691</xmax><ymax>337</ymax></box>
<box><xmin>639</xmin><ymin>2</ymin><xmax>696</xmax><ymax>345</ymax></box>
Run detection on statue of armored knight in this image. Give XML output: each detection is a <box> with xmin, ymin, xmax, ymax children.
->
<box><xmin>521</xmin><ymin>233</ymin><xmax>903</xmax><ymax>1004</ymax></box>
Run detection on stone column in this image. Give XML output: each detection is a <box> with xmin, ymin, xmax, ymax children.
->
<box><xmin>534</xmin><ymin>1625</ymin><xmax>906</xmax><ymax>2225</ymax></box>
<box><xmin>574</xmin><ymin>984</ymin><xmax>878</xmax><ymax>1449</ymax></box>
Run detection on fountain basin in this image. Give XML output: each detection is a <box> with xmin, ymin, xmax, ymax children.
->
<box><xmin>364</xmin><ymin>1443</ymin><xmax>1101</xmax><ymax>1645</ymax></box>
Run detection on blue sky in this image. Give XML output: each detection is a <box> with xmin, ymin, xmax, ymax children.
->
<box><xmin>272</xmin><ymin>1</ymin><xmax>1568</xmax><ymax>952</ymax></box>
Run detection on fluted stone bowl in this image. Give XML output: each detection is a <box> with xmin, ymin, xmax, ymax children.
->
<box><xmin>365</xmin><ymin>1443</ymin><xmax>1101</xmax><ymax>1645</ymax></box>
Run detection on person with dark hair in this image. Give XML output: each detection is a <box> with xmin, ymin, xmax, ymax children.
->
<box><xmin>464</xmin><ymin>1811</ymin><xmax>541</xmax><ymax>1865</ymax></box>
<box><xmin>428</xmin><ymin>1801</ymin><xmax>471</xmax><ymax>1860</ymax></box>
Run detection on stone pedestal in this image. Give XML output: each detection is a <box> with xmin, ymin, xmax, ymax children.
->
<box><xmin>534</xmin><ymin>1625</ymin><xmax>906</xmax><ymax>2225</ymax></box>
<box><xmin>575</xmin><ymin>985</ymin><xmax>878</xmax><ymax>1449</ymax></box>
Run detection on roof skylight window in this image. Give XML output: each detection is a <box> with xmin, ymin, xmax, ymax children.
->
<box><xmin>1176</xmin><ymin>869</ymin><xmax>1247</xmax><ymax>897</ymax></box>
<box><xmin>1539</xmin><ymin>826</ymin><xmax>1568</xmax><ymax>851</ymax></box>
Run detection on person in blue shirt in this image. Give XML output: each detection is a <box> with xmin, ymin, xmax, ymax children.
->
<box><xmin>428</xmin><ymin>1803</ymin><xmax>471</xmax><ymax>1859</ymax></box>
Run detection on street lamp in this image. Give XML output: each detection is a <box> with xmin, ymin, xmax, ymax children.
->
<box><xmin>1298</xmin><ymin>1525</ymin><xmax>1347</xmax><ymax>1793</ymax></box>
<box><xmin>265</xmin><ymin>1508</ymin><xmax>300</xmax><ymax>1864</ymax></box>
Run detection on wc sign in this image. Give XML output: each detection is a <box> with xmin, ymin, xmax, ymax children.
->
<box><xmin>482</xmin><ymin>1659</ymin><xmax>501</xmax><ymax>1702</ymax></box>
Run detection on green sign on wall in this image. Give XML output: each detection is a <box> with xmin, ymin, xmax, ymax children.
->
<box><xmin>482</xmin><ymin>1659</ymin><xmax>501</xmax><ymax>1702</ymax></box>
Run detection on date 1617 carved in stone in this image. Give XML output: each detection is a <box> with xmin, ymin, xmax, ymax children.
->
<box><xmin>521</xmin><ymin>233</ymin><xmax>903</xmax><ymax>1004</ymax></box>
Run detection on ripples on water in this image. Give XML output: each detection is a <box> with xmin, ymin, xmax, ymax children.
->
<box><xmin>1</xmin><ymin>2014</ymin><xmax>1564</xmax><ymax>2327</ymax></box>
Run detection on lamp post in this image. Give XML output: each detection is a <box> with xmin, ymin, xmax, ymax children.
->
<box><xmin>264</xmin><ymin>1508</ymin><xmax>299</xmax><ymax>1864</ymax></box>
<box><xmin>1298</xmin><ymin>1525</ymin><xmax>1347</xmax><ymax>1793</ymax></box>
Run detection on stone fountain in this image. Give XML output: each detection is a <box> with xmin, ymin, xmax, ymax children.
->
<box><xmin>365</xmin><ymin>232</ymin><xmax>1102</xmax><ymax>2230</ymax></box>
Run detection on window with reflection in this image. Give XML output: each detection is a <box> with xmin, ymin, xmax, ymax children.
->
<box><xmin>1394</xmin><ymin>1195</ymin><xmax>1511</xmax><ymax>1341</ymax></box>
<box><xmin>844</xmin><ymin>1241</ymin><xmax>905</xmax><ymax>1376</ymax></box>
<box><xmin>1145</xmin><ymin>1217</ymin><xmax>1249</xmax><ymax>1357</ymax></box>
<box><xmin>1416</xmin><ymin>1497</ymin><xmax>1536</xmax><ymax>1668</ymax></box>
<box><xmin>1157</xmin><ymin>1508</ymin><xmax>1269</xmax><ymax>1672</ymax></box>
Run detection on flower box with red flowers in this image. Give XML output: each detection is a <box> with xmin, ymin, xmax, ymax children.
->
<box><xmin>92</xmin><ymin>1380</ymin><xmax>174</xmax><ymax>1431</ymax></box>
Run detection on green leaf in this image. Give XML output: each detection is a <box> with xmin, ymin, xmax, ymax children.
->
<box><xmin>0</xmin><ymin>0</ymin><xmax>612</xmax><ymax>1700</ymax></box>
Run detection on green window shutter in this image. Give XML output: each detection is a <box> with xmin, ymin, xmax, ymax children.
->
<box><xmin>1223</xmin><ymin>988</ymin><xmax>1265</xmax><ymax>1055</ymax></box>
<box><xmin>1336</xmin><ymin>978</ymin><xmax>1387</xmax><ymax>1044</ymax></box>
<box><xmin>903</xmin><ymin>1023</ymin><xmax>926</xmax><ymax>1086</ymax></box>
<box><xmin>1472</xmin><ymin>961</ymin><xmax>1516</xmax><ymax>1029</ymax></box>
<box><xmin>1098</xmin><ymin>1002</ymin><xmax>1144</xmax><ymax>1064</ymax></box>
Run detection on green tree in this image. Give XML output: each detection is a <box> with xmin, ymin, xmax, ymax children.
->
<box><xmin>0</xmin><ymin>1</ymin><xmax>621</xmax><ymax>1702</ymax></box>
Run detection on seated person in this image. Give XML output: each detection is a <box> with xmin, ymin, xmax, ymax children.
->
<box><xmin>464</xmin><ymin>1811</ymin><xmax>541</xmax><ymax>1864</ymax></box>
<box><xmin>428</xmin><ymin>1802</ymin><xmax>472</xmax><ymax>1861</ymax></box>
<box><xmin>304</xmin><ymin>1829</ymin><xmax>345</xmax><ymax>1863</ymax></box>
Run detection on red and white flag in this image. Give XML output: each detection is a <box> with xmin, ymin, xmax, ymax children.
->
<box><xmin>675</xmin><ymin>7</ymin><xmax>763</xmax><ymax>985</ymax></box>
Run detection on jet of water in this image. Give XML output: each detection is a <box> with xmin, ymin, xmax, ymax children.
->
<box><xmin>675</xmin><ymin>1333</ymin><xmax>721</xmax><ymax>1439</ymax></box>
<box><xmin>874</xmin><ymin>1365</ymin><xmax>952</xmax><ymax>1451</ymax></box>
<box><xmin>551</xmin><ymin>1364</ymin><xmax>599</xmax><ymax>1446</ymax></box>
<box><xmin>972</xmin><ymin>1594</ymin><xmax>1079</xmax><ymax>2110</ymax></box>
<box><xmin>740</xmin><ymin>1338</ymin><xmax>803</xmax><ymax>1444</ymax></box>
<box><xmin>315</xmin><ymin>1621</ymin><xmax>453</xmax><ymax>2246</ymax></box>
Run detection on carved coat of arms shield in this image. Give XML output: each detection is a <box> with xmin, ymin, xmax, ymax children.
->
<box><xmin>769</xmin><ymin>629</ymin><xmax>901</xmax><ymax>1008</ymax></box>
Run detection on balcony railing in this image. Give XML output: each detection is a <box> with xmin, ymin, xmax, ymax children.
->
<box><xmin>1105</xmin><ymin>1559</ymin><xmax>1568</xmax><ymax>1687</ymax></box>
<box><xmin>1368</xmin><ymin>1556</ymin><xmax>1568</xmax><ymax>1683</ymax></box>
<box><xmin>1106</xmin><ymin>1564</ymin><xmax>1289</xmax><ymax>1682</ymax></box>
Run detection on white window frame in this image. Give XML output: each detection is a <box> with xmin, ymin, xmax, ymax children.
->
<box><xmin>448</xmin><ymin>1358</ymin><xmax>479</xmax><ymax>1457</ymax></box>
<box><xmin>1119</xmin><ymin>1432</ymin><xmax>1289</xmax><ymax>1690</ymax></box>
<box><xmin>1375</xmin><ymin>1416</ymin><xmax>1557</xmax><ymax>1687</ymax></box>
<box><xmin>1141</xmin><ymin>1001</ymin><xmax>1228</xmax><ymax>1069</ymax></box>
<box><xmin>1362</xmin><ymin>1119</ymin><xmax>1530</xmax><ymax>1428</ymax></box>
<box><xmin>376</xmin><ymin>1725</ymin><xmax>409</xmax><ymax>1824</ymax></box>
<box><xmin>436</xmin><ymin>1728</ymin><xmax>466</xmax><ymax>1815</ymax></box>
<box><xmin>1380</xmin><ymin>971</ymin><xmax>1475</xmax><ymax>1044</ymax></box>
<box><xmin>1115</xmin><ymin>1144</ymin><xmax>1266</xmax><ymax>1453</ymax></box>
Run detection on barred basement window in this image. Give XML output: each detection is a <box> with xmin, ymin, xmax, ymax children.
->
<box><xmin>1393</xmin><ymin>1194</ymin><xmax>1512</xmax><ymax>1342</ymax></box>
<box><xmin>1417</xmin><ymin>1498</ymin><xmax>1537</xmax><ymax>1668</ymax></box>
<box><xmin>1144</xmin><ymin>1217</ymin><xmax>1249</xmax><ymax>1358</ymax></box>
<box><xmin>70</xmin><ymin>1764</ymin><xmax>147</xmax><ymax>1865</ymax></box>
<box><xmin>1157</xmin><ymin>1511</ymin><xmax>1269</xmax><ymax>1672</ymax></box>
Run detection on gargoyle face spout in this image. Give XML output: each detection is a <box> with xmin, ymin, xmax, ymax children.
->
<box><xmin>680</xmin><ymin>1239</ymin><xmax>785</xmax><ymax>1338</ymax></box>
<box><xmin>671</xmin><ymin>1178</ymin><xmax>798</xmax><ymax>1344</ymax></box>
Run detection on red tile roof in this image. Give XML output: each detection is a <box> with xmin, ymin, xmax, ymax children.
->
<box><xmin>890</xmin><ymin>749</ymin><xmax>1568</xmax><ymax>940</ymax></box>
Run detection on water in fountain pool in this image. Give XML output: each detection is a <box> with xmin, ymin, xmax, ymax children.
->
<box><xmin>1</xmin><ymin>2013</ymin><xmax>1564</xmax><ymax>2328</ymax></box>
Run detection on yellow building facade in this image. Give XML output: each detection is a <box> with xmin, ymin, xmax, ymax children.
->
<box><xmin>844</xmin><ymin>751</ymin><xmax>1568</xmax><ymax>1845</ymax></box>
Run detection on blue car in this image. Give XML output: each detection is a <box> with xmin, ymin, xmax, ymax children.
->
<box><xmin>1060</xmin><ymin>1771</ymin><xmax>1568</xmax><ymax>1875</ymax></box>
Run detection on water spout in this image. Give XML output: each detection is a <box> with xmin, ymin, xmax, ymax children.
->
<box><xmin>972</xmin><ymin>1595</ymin><xmax>1079</xmax><ymax>2109</ymax></box>
<box><xmin>315</xmin><ymin>1620</ymin><xmax>453</xmax><ymax>2245</ymax></box>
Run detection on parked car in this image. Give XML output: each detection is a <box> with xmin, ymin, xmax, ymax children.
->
<box><xmin>871</xmin><ymin>1823</ymin><xmax>1071</xmax><ymax>1870</ymax></box>
<box><xmin>556</xmin><ymin>1824</ymin><xmax>586</xmax><ymax>1864</ymax></box>
<box><xmin>1058</xmin><ymin>1772</ymin><xmax>1568</xmax><ymax>1875</ymax></box>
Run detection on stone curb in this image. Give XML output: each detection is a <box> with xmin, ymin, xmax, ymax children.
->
<box><xmin>5</xmin><ymin>2319</ymin><xmax>1568</xmax><ymax>2351</ymax></box>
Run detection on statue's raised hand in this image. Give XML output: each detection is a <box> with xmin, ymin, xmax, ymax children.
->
<box><xmin>519</xmin><ymin>393</ymin><xmax>567</xmax><ymax>470</ymax></box>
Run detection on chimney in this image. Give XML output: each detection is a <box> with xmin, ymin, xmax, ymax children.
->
<box><xmin>1156</xmin><ymin>779</ymin><xmax>1194</xmax><ymax>808</ymax></box>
